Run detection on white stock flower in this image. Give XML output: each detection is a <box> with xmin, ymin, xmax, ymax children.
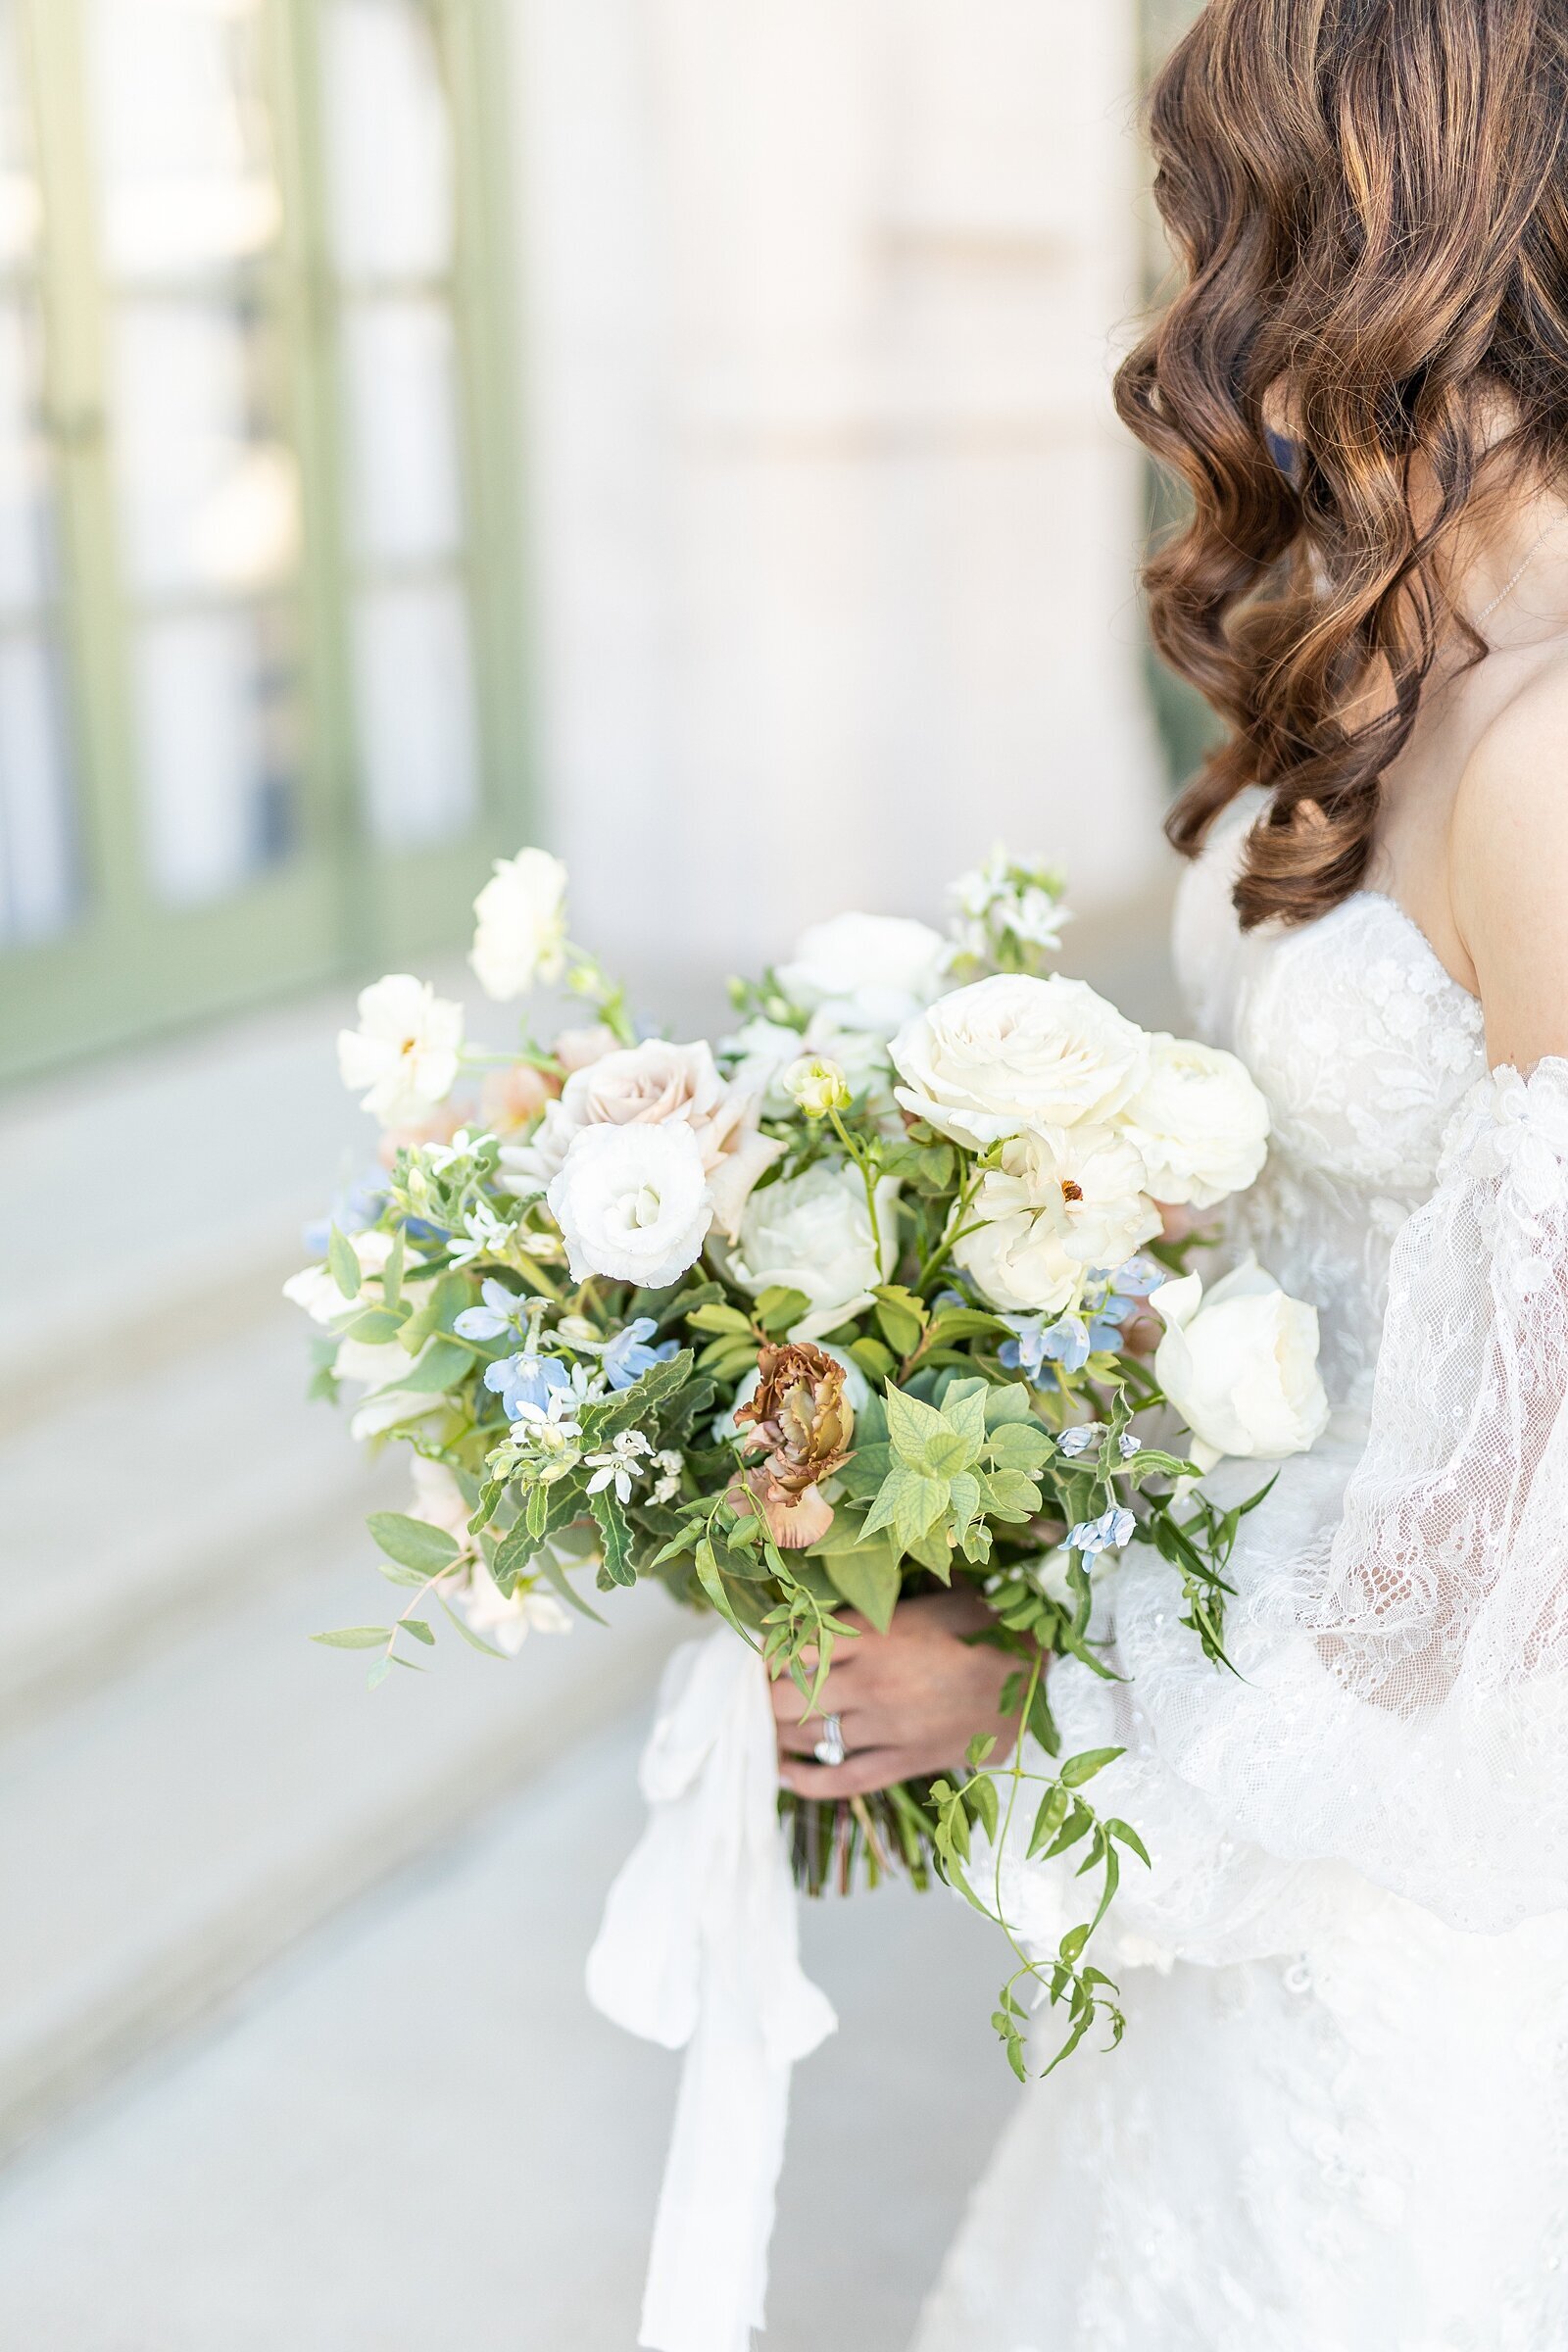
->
<box><xmin>1119</xmin><ymin>1035</ymin><xmax>1271</xmax><ymax>1209</ymax></box>
<box><xmin>776</xmin><ymin>911</ymin><xmax>953</xmax><ymax>1040</ymax></box>
<box><xmin>954</xmin><ymin>1125</ymin><xmax>1159</xmax><ymax>1315</ymax></box>
<box><xmin>338</xmin><ymin>975</ymin><xmax>464</xmax><ymax>1129</ymax></box>
<box><xmin>1152</xmin><ymin>1255</ymin><xmax>1330</xmax><ymax>1472</ymax></box>
<box><xmin>547</xmin><ymin>1121</ymin><xmax>712</xmax><ymax>1289</ymax></box>
<box><xmin>726</xmin><ymin>1163</ymin><xmax>899</xmax><ymax>1343</ymax></box>
<box><xmin>891</xmin><ymin>973</ymin><xmax>1150</xmax><ymax>1149</ymax></box>
<box><xmin>469</xmin><ymin>848</ymin><xmax>569</xmax><ymax>1002</ymax></box>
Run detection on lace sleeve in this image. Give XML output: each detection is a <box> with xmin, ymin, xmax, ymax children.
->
<box><xmin>995</xmin><ymin>1057</ymin><xmax>1568</xmax><ymax>1967</ymax></box>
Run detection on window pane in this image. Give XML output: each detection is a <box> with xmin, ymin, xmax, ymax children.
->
<box><xmin>0</xmin><ymin>294</ymin><xmax>56</xmax><ymax>610</ymax></box>
<box><xmin>341</xmin><ymin>297</ymin><xmax>463</xmax><ymax>564</ymax></box>
<box><xmin>88</xmin><ymin>0</ymin><xmax>281</xmax><ymax>279</ymax></box>
<box><xmin>111</xmin><ymin>297</ymin><xmax>300</xmax><ymax>596</ymax></box>
<box><xmin>0</xmin><ymin>630</ymin><xmax>76</xmax><ymax>943</ymax></box>
<box><xmin>324</xmin><ymin>0</ymin><xmax>454</xmax><ymax>282</ymax></box>
<box><xmin>352</xmin><ymin>579</ymin><xmax>477</xmax><ymax>849</ymax></box>
<box><xmin>134</xmin><ymin>605</ymin><xmax>298</xmax><ymax>905</ymax></box>
<box><xmin>0</xmin><ymin>2</ymin><xmax>42</xmax><ymax>268</ymax></box>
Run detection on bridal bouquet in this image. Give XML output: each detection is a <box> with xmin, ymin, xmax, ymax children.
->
<box><xmin>292</xmin><ymin>843</ymin><xmax>1318</xmax><ymax>2077</ymax></box>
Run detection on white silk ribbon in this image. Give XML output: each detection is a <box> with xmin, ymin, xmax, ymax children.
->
<box><xmin>587</xmin><ymin>1630</ymin><xmax>838</xmax><ymax>2352</ymax></box>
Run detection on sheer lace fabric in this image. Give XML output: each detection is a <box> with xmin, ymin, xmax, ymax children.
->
<box><xmin>913</xmin><ymin>798</ymin><xmax>1568</xmax><ymax>2351</ymax></box>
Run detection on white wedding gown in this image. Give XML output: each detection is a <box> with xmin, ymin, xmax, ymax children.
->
<box><xmin>913</xmin><ymin>794</ymin><xmax>1568</xmax><ymax>2351</ymax></box>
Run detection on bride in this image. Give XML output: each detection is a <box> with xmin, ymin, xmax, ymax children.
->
<box><xmin>775</xmin><ymin>2</ymin><xmax>1568</xmax><ymax>2342</ymax></box>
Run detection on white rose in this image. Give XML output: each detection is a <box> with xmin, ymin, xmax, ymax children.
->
<box><xmin>954</xmin><ymin>1125</ymin><xmax>1159</xmax><ymax>1314</ymax></box>
<box><xmin>337</xmin><ymin>974</ymin><xmax>464</xmax><ymax>1129</ymax></box>
<box><xmin>1152</xmin><ymin>1256</ymin><xmax>1330</xmax><ymax>1472</ymax></box>
<box><xmin>507</xmin><ymin>1038</ymin><xmax>781</xmax><ymax>1238</ymax></box>
<box><xmin>469</xmin><ymin>847</ymin><xmax>569</xmax><ymax>1002</ymax></box>
<box><xmin>776</xmin><ymin>912</ymin><xmax>953</xmax><ymax>1039</ymax></box>
<box><xmin>1119</xmin><ymin>1035</ymin><xmax>1271</xmax><ymax>1209</ymax></box>
<box><xmin>891</xmin><ymin>973</ymin><xmax>1150</xmax><ymax>1149</ymax></box>
<box><xmin>547</xmin><ymin>1121</ymin><xmax>712</xmax><ymax>1289</ymax></box>
<box><xmin>726</xmin><ymin>1162</ymin><xmax>900</xmax><ymax>1343</ymax></box>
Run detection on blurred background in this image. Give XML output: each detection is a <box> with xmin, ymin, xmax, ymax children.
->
<box><xmin>0</xmin><ymin>1</ymin><xmax>1204</xmax><ymax>2344</ymax></box>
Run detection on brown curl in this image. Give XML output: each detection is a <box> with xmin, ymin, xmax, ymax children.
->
<box><xmin>1114</xmin><ymin>0</ymin><xmax>1568</xmax><ymax>927</ymax></box>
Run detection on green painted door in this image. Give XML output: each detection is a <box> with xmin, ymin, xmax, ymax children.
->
<box><xmin>0</xmin><ymin>0</ymin><xmax>527</xmax><ymax>1084</ymax></box>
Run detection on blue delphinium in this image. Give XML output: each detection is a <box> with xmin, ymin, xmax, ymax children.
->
<box><xmin>998</xmin><ymin>1312</ymin><xmax>1092</xmax><ymax>1380</ymax></box>
<box><xmin>595</xmin><ymin>1317</ymin><xmax>680</xmax><ymax>1392</ymax></box>
<box><xmin>303</xmin><ymin>1173</ymin><xmax>386</xmax><ymax>1258</ymax></box>
<box><xmin>485</xmin><ymin>1349</ymin><xmax>573</xmax><ymax>1422</ymax></box>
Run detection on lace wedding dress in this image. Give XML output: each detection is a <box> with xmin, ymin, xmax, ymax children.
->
<box><xmin>913</xmin><ymin>793</ymin><xmax>1568</xmax><ymax>2352</ymax></box>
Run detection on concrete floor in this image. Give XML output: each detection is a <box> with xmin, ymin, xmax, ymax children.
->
<box><xmin>0</xmin><ymin>1703</ymin><xmax>1020</xmax><ymax>2352</ymax></box>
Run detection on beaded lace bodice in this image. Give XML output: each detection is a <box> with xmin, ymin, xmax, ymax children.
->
<box><xmin>914</xmin><ymin>798</ymin><xmax>1568</xmax><ymax>2352</ymax></box>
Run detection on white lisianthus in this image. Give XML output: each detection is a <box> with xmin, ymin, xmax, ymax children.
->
<box><xmin>954</xmin><ymin>1125</ymin><xmax>1159</xmax><ymax>1315</ymax></box>
<box><xmin>547</xmin><ymin>1121</ymin><xmax>712</xmax><ymax>1289</ymax></box>
<box><xmin>469</xmin><ymin>847</ymin><xmax>569</xmax><ymax>1002</ymax></box>
<box><xmin>1119</xmin><ymin>1035</ymin><xmax>1271</xmax><ymax>1209</ymax></box>
<box><xmin>776</xmin><ymin>911</ymin><xmax>953</xmax><ymax>1040</ymax></box>
<box><xmin>726</xmin><ymin>1162</ymin><xmax>900</xmax><ymax>1343</ymax></box>
<box><xmin>782</xmin><ymin>1054</ymin><xmax>852</xmax><ymax>1118</ymax></box>
<box><xmin>337</xmin><ymin>974</ymin><xmax>464</xmax><ymax>1129</ymax></box>
<box><xmin>506</xmin><ymin>1037</ymin><xmax>782</xmax><ymax>1239</ymax></box>
<box><xmin>1152</xmin><ymin>1256</ymin><xmax>1330</xmax><ymax>1472</ymax></box>
<box><xmin>891</xmin><ymin>973</ymin><xmax>1150</xmax><ymax>1149</ymax></box>
<box><xmin>282</xmin><ymin>1231</ymin><xmax>395</xmax><ymax>1325</ymax></box>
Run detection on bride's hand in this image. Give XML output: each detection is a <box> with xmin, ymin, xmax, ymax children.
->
<box><xmin>773</xmin><ymin>1589</ymin><xmax>1024</xmax><ymax>1799</ymax></box>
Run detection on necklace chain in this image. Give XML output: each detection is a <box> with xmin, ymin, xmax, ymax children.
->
<box><xmin>1474</xmin><ymin>514</ymin><xmax>1567</xmax><ymax>629</ymax></box>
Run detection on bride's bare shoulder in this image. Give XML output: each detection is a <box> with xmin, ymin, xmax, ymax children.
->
<box><xmin>1450</xmin><ymin>650</ymin><xmax>1568</xmax><ymax>1068</ymax></box>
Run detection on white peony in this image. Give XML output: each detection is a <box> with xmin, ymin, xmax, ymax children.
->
<box><xmin>469</xmin><ymin>847</ymin><xmax>569</xmax><ymax>1002</ymax></box>
<box><xmin>1152</xmin><ymin>1256</ymin><xmax>1330</xmax><ymax>1472</ymax></box>
<box><xmin>338</xmin><ymin>974</ymin><xmax>464</xmax><ymax>1129</ymax></box>
<box><xmin>891</xmin><ymin>973</ymin><xmax>1150</xmax><ymax>1149</ymax></box>
<box><xmin>726</xmin><ymin>1162</ymin><xmax>900</xmax><ymax>1343</ymax></box>
<box><xmin>1119</xmin><ymin>1034</ymin><xmax>1271</xmax><ymax>1209</ymax></box>
<box><xmin>547</xmin><ymin>1121</ymin><xmax>712</xmax><ymax>1289</ymax></box>
<box><xmin>954</xmin><ymin>1125</ymin><xmax>1160</xmax><ymax>1315</ymax></box>
<box><xmin>507</xmin><ymin>1038</ymin><xmax>782</xmax><ymax>1239</ymax></box>
<box><xmin>776</xmin><ymin>911</ymin><xmax>953</xmax><ymax>1040</ymax></box>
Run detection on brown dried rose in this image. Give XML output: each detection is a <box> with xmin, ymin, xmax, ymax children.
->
<box><xmin>731</xmin><ymin>1342</ymin><xmax>857</xmax><ymax>1549</ymax></box>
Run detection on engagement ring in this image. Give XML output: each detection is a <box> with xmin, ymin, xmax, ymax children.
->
<box><xmin>812</xmin><ymin>1712</ymin><xmax>847</xmax><ymax>1768</ymax></box>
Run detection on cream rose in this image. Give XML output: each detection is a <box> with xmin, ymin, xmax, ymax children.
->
<box><xmin>954</xmin><ymin>1125</ymin><xmax>1160</xmax><ymax>1314</ymax></box>
<box><xmin>1152</xmin><ymin>1256</ymin><xmax>1330</xmax><ymax>1471</ymax></box>
<box><xmin>1119</xmin><ymin>1035</ymin><xmax>1271</xmax><ymax>1209</ymax></box>
<box><xmin>777</xmin><ymin>911</ymin><xmax>953</xmax><ymax>1039</ymax></box>
<box><xmin>891</xmin><ymin>973</ymin><xmax>1151</xmax><ymax>1149</ymax></box>
<box><xmin>469</xmin><ymin>848</ymin><xmax>568</xmax><ymax>1002</ymax></box>
<box><xmin>726</xmin><ymin>1163</ymin><xmax>900</xmax><ymax>1343</ymax></box>
<box><xmin>505</xmin><ymin>1038</ymin><xmax>782</xmax><ymax>1238</ymax></box>
<box><xmin>547</xmin><ymin>1121</ymin><xmax>712</xmax><ymax>1290</ymax></box>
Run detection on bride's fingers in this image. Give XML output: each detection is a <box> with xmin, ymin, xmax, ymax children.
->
<box><xmin>774</xmin><ymin>1703</ymin><xmax>870</xmax><ymax>1757</ymax></box>
<box><xmin>777</xmin><ymin>1747</ymin><xmax>918</xmax><ymax>1799</ymax></box>
<box><xmin>767</xmin><ymin>1661</ymin><xmax>856</xmax><ymax>1733</ymax></box>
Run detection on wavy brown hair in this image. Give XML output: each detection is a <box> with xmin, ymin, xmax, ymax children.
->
<box><xmin>1115</xmin><ymin>0</ymin><xmax>1568</xmax><ymax>927</ymax></box>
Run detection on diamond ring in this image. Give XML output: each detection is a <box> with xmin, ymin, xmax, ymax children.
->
<box><xmin>811</xmin><ymin>1712</ymin><xmax>847</xmax><ymax>1768</ymax></box>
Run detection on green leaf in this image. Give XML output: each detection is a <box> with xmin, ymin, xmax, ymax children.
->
<box><xmin>589</xmin><ymin>1488</ymin><xmax>636</xmax><ymax>1588</ymax></box>
<box><xmin>1105</xmin><ymin>1817</ymin><xmax>1152</xmax><ymax>1868</ymax></box>
<box><xmin>535</xmin><ymin>1544</ymin><xmax>610</xmax><ymax>1627</ymax></box>
<box><xmin>437</xmin><ymin>1592</ymin><xmax>509</xmax><ymax>1658</ymax></box>
<box><xmin>684</xmin><ymin>1301</ymin><xmax>755</xmax><ymax>1336</ymax></box>
<box><xmin>404</xmin><ymin>1618</ymin><xmax>436</xmax><ymax>1645</ymax></box>
<box><xmin>343</xmin><ymin>1305</ymin><xmax>408</xmax><ymax>1344</ymax></box>
<box><xmin>396</xmin><ymin>1337</ymin><xmax>474</xmax><ymax>1395</ymax></box>
<box><xmin>756</xmin><ymin>1285</ymin><xmax>811</xmax><ymax>1337</ymax></box>
<box><xmin>973</xmin><ymin>1466</ymin><xmax>1044</xmax><ymax>1523</ymax></box>
<box><xmin>862</xmin><ymin>1461</ymin><xmax>950</xmax><ymax>1551</ymax></box>
<box><xmin>810</xmin><ymin>1528</ymin><xmax>902</xmax><ymax>1633</ymax></box>
<box><xmin>328</xmin><ymin>1225</ymin><xmax>361</xmax><ymax>1299</ymax></box>
<box><xmin>983</xmin><ymin>1383</ymin><xmax>1035</xmax><ymax>1428</ymax></box>
<box><xmin>905</xmin><ymin>1521</ymin><xmax>955</xmax><ymax>1580</ymax></box>
<box><xmin>313</xmin><ymin>1626</ymin><xmax>392</xmax><ymax>1649</ymax></box>
<box><xmin>883</xmin><ymin>1385</ymin><xmax>952</xmax><ymax>1465</ymax></box>
<box><xmin>848</xmin><ymin>1337</ymin><xmax>898</xmax><ymax>1385</ymax></box>
<box><xmin>1027</xmin><ymin>1784</ymin><xmax>1071</xmax><ymax>1859</ymax></box>
<box><xmin>966</xmin><ymin>1734</ymin><xmax>999</xmax><ymax>1769</ymax></box>
<box><xmin>1058</xmin><ymin>1922</ymin><xmax>1091</xmax><ymax>1966</ymax></box>
<box><xmin>381</xmin><ymin>1226</ymin><xmax>405</xmax><ymax>1310</ymax></box>
<box><xmin>875</xmin><ymin>1298</ymin><xmax>924</xmax><ymax>1357</ymax></box>
<box><xmin>694</xmin><ymin>1537</ymin><xmax>758</xmax><ymax>1646</ymax></box>
<box><xmin>367</xmin><ymin>1511</ymin><xmax>460</xmax><ymax>1578</ymax></box>
<box><xmin>1043</xmin><ymin>1802</ymin><xmax>1094</xmax><ymax>1858</ymax></box>
<box><xmin>367</xmin><ymin>1655</ymin><xmax>392</xmax><ymax>1690</ymax></box>
<box><xmin>962</xmin><ymin>1773</ymin><xmax>1000</xmax><ymax>1844</ymax></box>
<box><xmin>986</xmin><ymin>1421</ymin><xmax>1055</xmax><ymax>1474</ymax></box>
<box><xmin>1061</xmin><ymin>1744</ymin><xmax>1125</xmax><ymax>1788</ymax></box>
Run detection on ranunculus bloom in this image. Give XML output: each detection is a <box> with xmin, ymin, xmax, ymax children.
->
<box><xmin>776</xmin><ymin>910</ymin><xmax>953</xmax><ymax>1040</ymax></box>
<box><xmin>1152</xmin><ymin>1255</ymin><xmax>1330</xmax><ymax>1472</ymax></box>
<box><xmin>469</xmin><ymin>847</ymin><xmax>569</xmax><ymax>1002</ymax></box>
<box><xmin>954</xmin><ymin>1125</ymin><xmax>1160</xmax><ymax>1314</ymax></box>
<box><xmin>891</xmin><ymin>973</ymin><xmax>1150</xmax><ymax>1149</ymax></box>
<box><xmin>480</xmin><ymin>1061</ymin><xmax>559</xmax><ymax>1136</ymax></box>
<box><xmin>507</xmin><ymin>1039</ymin><xmax>781</xmax><ymax>1239</ymax></box>
<box><xmin>553</xmin><ymin>1023</ymin><xmax>620</xmax><ymax>1074</ymax></box>
<box><xmin>338</xmin><ymin>974</ymin><xmax>465</xmax><ymax>1130</ymax></box>
<box><xmin>726</xmin><ymin>1161</ymin><xmax>899</xmax><ymax>1343</ymax></box>
<box><xmin>547</xmin><ymin>1121</ymin><xmax>712</xmax><ymax>1289</ymax></box>
<box><xmin>1118</xmin><ymin>1034</ymin><xmax>1271</xmax><ymax>1209</ymax></box>
<box><xmin>733</xmin><ymin>1341</ymin><xmax>858</xmax><ymax>1548</ymax></box>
